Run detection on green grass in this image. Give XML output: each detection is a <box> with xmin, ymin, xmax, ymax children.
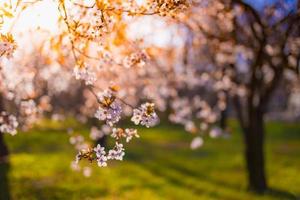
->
<box><xmin>1</xmin><ymin>119</ymin><xmax>300</xmax><ymax>200</ymax></box>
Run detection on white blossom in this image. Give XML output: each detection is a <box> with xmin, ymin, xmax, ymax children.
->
<box><xmin>20</xmin><ymin>100</ymin><xmax>37</xmax><ymax>116</ymax></box>
<box><xmin>101</xmin><ymin>124</ymin><xmax>112</xmax><ymax>134</ymax></box>
<box><xmin>185</xmin><ymin>121</ymin><xmax>197</xmax><ymax>133</ymax></box>
<box><xmin>83</xmin><ymin>167</ymin><xmax>92</xmax><ymax>177</ymax></box>
<box><xmin>107</xmin><ymin>143</ymin><xmax>125</xmax><ymax>161</ymax></box>
<box><xmin>209</xmin><ymin>127</ymin><xmax>223</xmax><ymax>138</ymax></box>
<box><xmin>94</xmin><ymin>103</ymin><xmax>122</xmax><ymax>126</ymax></box>
<box><xmin>111</xmin><ymin>128</ymin><xmax>139</xmax><ymax>143</ymax></box>
<box><xmin>0</xmin><ymin>112</ymin><xmax>18</xmax><ymax>135</ymax></box>
<box><xmin>131</xmin><ymin>102</ymin><xmax>159</xmax><ymax>128</ymax></box>
<box><xmin>73</xmin><ymin>63</ymin><xmax>96</xmax><ymax>85</ymax></box>
<box><xmin>70</xmin><ymin>161</ymin><xmax>81</xmax><ymax>172</ymax></box>
<box><xmin>111</xmin><ymin>128</ymin><xmax>125</xmax><ymax>140</ymax></box>
<box><xmin>123</xmin><ymin>51</ymin><xmax>148</xmax><ymax>68</ymax></box>
<box><xmin>94</xmin><ymin>90</ymin><xmax>122</xmax><ymax>126</ymax></box>
<box><xmin>94</xmin><ymin>144</ymin><xmax>107</xmax><ymax>167</ymax></box>
<box><xmin>190</xmin><ymin>137</ymin><xmax>204</xmax><ymax>150</ymax></box>
<box><xmin>125</xmin><ymin>128</ymin><xmax>139</xmax><ymax>143</ymax></box>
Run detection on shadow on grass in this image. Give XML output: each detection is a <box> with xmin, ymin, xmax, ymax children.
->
<box><xmin>265</xmin><ymin>188</ymin><xmax>299</xmax><ymax>200</ymax></box>
<box><xmin>126</xmin><ymin>141</ymin><xmax>238</xmax><ymax>197</ymax></box>
<box><xmin>127</xmin><ymin>140</ymin><xmax>299</xmax><ymax>200</ymax></box>
<box><xmin>6</xmin><ymin>176</ymin><xmax>109</xmax><ymax>200</ymax></box>
<box><xmin>0</xmin><ymin>162</ymin><xmax>11</xmax><ymax>200</ymax></box>
<box><xmin>4</xmin><ymin>122</ymin><xmax>300</xmax><ymax>199</ymax></box>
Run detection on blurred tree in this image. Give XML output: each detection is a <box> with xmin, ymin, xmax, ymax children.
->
<box><xmin>0</xmin><ymin>0</ymin><xmax>299</xmax><ymax>194</ymax></box>
<box><xmin>173</xmin><ymin>0</ymin><xmax>300</xmax><ymax>192</ymax></box>
<box><xmin>230</xmin><ymin>0</ymin><xmax>299</xmax><ymax>192</ymax></box>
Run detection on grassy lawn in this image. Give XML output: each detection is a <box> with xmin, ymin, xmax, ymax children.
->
<box><xmin>1</xmin><ymin>119</ymin><xmax>300</xmax><ymax>200</ymax></box>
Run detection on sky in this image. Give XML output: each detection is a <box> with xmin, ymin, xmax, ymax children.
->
<box><xmin>244</xmin><ymin>0</ymin><xmax>298</xmax><ymax>11</ymax></box>
<box><xmin>2</xmin><ymin>1</ymin><xmax>59</xmax><ymax>34</ymax></box>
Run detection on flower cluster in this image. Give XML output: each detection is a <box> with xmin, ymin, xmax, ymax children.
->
<box><xmin>73</xmin><ymin>62</ymin><xmax>96</xmax><ymax>85</ymax></box>
<box><xmin>94</xmin><ymin>89</ymin><xmax>122</xmax><ymax>126</ymax></box>
<box><xmin>0</xmin><ymin>33</ymin><xmax>17</xmax><ymax>59</ymax></box>
<box><xmin>75</xmin><ymin>87</ymin><xmax>158</xmax><ymax>168</ymax></box>
<box><xmin>167</xmin><ymin>94</ymin><xmax>228</xmax><ymax>149</ymax></box>
<box><xmin>19</xmin><ymin>100</ymin><xmax>41</xmax><ymax>129</ymax></box>
<box><xmin>111</xmin><ymin>128</ymin><xmax>139</xmax><ymax>143</ymax></box>
<box><xmin>94</xmin><ymin>144</ymin><xmax>108</xmax><ymax>167</ymax></box>
<box><xmin>123</xmin><ymin>51</ymin><xmax>148</xmax><ymax>68</ymax></box>
<box><xmin>75</xmin><ymin>142</ymin><xmax>125</xmax><ymax>168</ymax></box>
<box><xmin>131</xmin><ymin>103</ymin><xmax>159</xmax><ymax>128</ymax></box>
<box><xmin>0</xmin><ymin>111</ymin><xmax>18</xmax><ymax>135</ymax></box>
<box><xmin>107</xmin><ymin>143</ymin><xmax>125</xmax><ymax>160</ymax></box>
<box><xmin>20</xmin><ymin>100</ymin><xmax>38</xmax><ymax>116</ymax></box>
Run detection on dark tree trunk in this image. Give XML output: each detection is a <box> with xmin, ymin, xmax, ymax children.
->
<box><xmin>244</xmin><ymin>107</ymin><xmax>267</xmax><ymax>193</ymax></box>
<box><xmin>220</xmin><ymin>108</ymin><xmax>228</xmax><ymax>130</ymax></box>
<box><xmin>0</xmin><ymin>132</ymin><xmax>9</xmax><ymax>163</ymax></box>
<box><xmin>0</xmin><ymin>162</ymin><xmax>11</xmax><ymax>200</ymax></box>
<box><xmin>220</xmin><ymin>91</ymin><xmax>229</xmax><ymax>130</ymax></box>
<box><xmin>0</xmin><ymin>94</ymin><xmax>9</xmax><ymax>163</ymax></box>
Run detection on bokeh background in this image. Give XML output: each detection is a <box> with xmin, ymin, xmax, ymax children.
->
<box><xmin>0</xmin><ymin>0</ymin><xmax>300</xmax><ymax>199</ymax></box>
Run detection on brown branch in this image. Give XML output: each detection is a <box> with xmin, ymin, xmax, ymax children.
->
<box><xmin>58</xmin><ymin>1</ymin><xmax>79</xmax><ymax>62</ymax></box>
<box><xmin>231</xmin><ymin>0</ymin><xmax>265</xmax><ymax>31</ymax></box>
<box><xmin>72</xmin><ymin>2</ymin><xmax>95</xmax><ymax>9</ymax></box>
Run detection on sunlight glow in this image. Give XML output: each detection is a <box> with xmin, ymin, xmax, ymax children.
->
<box><xmin>1</xmin><ymin>0</ymin><xmax>59</xmax><ymax>34</ymax></box>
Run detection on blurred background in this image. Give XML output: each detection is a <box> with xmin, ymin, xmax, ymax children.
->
<box><xmin>0</xmin><ymin>0</ymin><xmax>300</xmax><ymax>199</ymax></box>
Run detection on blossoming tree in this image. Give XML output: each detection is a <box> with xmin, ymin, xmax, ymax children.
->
<box><xmin>147</xmin><ymin>0</ymin><xmax>300</xmax><ymax>192</ymax></box>
<box><xmin>1</xmin><ymin>0</ymin><xmax>190</xmax><ymax>166</ymax></box>
<box><xmin>0</xmin><ymin>0</ymin><xmax>299</xmax><ymax>194</ymax></box>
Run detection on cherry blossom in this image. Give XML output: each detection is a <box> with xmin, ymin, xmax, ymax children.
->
<box><xmin>107</xmin><ymin>143</ymin><xmax>125</xmax><ymax>161</ymax></box>
<box><xmin>0</xmin><ymin>34</ymin><xmax>16</xmax><ymax>59</ymax></box>
<box><xmin>209</xmin><ymin>127</ymin><xmax>223</xmax><ymax>138</ymax></box>
<box><xmin>190</xmin><ymin>137</ymin><xmax>203</xmax><ymax>150</ymax></box>
<box><xmin>131</xmin><ymin>102</ymin><xmax>159</xmax><ymax>128</ymax></box>
<box><xmin>73</xmin><ymin>63</ymin><xmax>96</xmax><ymax>85</ymax></box>
<box><xmin>125</xmin><ymin>128</ymin><xmax>139</xmax><ymax>143</ymax></box>
<box><xmin>111</xmin><ymin>127</ymin><xmax>139</xmax><ymax>143</ymax></box>
<box><xmin>93</xmin><ymin>144</ymin><xmax>108</xmax><ymax>167</ymax></box>
<box><xmin>0</xmin><ymin>111</ymin><xmax>18</xmax><ymax>136</ymax></box>
<box><xmin>94</xmin><ymin>90</ymin><xmax>122</xmax><ymax>126</ymax></box>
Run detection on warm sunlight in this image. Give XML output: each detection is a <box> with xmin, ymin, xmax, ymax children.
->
<box><xmin>1</xmin><ymin>0</ymin><xmax>59</xmax><ymax>34</ymax></box>
<box><xmin>0</xmin><ymin>0</ymin><xmax>299</xmax><ymax>199</ymax></box>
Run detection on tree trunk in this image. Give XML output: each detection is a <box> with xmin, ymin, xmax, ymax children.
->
<box><xmin>220</xmin><ymin>107</ymin><xmax>228</xmax><ymax>130</ymax></box>
<box><xmin>0</xmin><ymin>132</ymin><xmax>9</xmax><ymax>163</ymax></box>
<box><xmin>244</xmin><ymin>108</ymin><xmax>267</xmax><ymax>193</ymax></box>
<box><xmin>0</xmin><ymin>94</ymin><xmax>9</xmax><ymax>163</ymax></box>
<box><xmin>0</xmin><ymin>162</ymin><xmax>11</xmax><ymax>200</ymax></box>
